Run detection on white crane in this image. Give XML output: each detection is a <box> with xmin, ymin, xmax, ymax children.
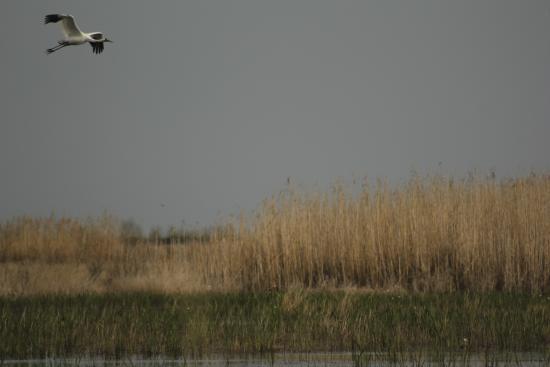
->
<box><xmin>44</xmin><ymin>14</ymin><xmax>113</xmax><ymax>55</ymax></box>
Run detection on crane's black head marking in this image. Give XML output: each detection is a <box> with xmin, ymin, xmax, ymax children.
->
<box><xmin>45</xmin><ymin>14</ymin><xmax>62</xmax><ymax>24</ymax></box>
<box><xmin>90</xmin><ymin>33</ymin><xmax>104</xmax><ymax>41</ymax></box>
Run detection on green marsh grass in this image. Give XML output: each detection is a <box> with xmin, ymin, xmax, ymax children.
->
<box><xmin>1</xmin><ymin>291</ymin><xmax>549</xmax><ymax>359</ymax></box>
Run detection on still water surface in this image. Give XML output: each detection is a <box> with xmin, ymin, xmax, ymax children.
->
<box><xmin>3</xmin><ymin>353</ymin><xmax>548</xmax><ymax>366</ymax></box>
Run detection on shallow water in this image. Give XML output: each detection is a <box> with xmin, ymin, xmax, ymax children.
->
<box><xmin>2</xmin><ymin>353</ymin><xmax>549</xmax><ymax>366</ymax></box>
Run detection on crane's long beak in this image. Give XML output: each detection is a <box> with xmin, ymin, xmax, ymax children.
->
<box><xmin>105</xmin><ymin>38</ymin><xmax>113</xmax><ymax>43</ymax></box>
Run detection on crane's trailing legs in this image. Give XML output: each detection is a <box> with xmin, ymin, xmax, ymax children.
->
<box><xmin>46</xmin><ymin>41</ymin><xmax>69</xmax><ymax>54</ymax></box>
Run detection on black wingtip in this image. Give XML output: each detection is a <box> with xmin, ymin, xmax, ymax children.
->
<box><xmin>90</xmin><ymin>42</ymin><xmax>104</xmax><ymax>55</ymax></box>
<box><xmin>45</xmin><ymin>14</ymin><xmax>62</xmax><ymax>24</ymax></box>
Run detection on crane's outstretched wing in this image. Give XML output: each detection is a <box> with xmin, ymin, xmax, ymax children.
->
<box><xmin>90</xmin><ymin>42</ymin><xmax>104</xmax><ymax>54</ymax></box>
<box><xmin>44</xmin><ymin>14</ymin><xmax>83</xmax><ymax>38</ymax></box>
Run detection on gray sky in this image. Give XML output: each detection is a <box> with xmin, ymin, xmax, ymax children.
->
<box><xmin>1</xmin><ymin>1</ymin><xmax>549</xmax><ymax>229</ymax></box>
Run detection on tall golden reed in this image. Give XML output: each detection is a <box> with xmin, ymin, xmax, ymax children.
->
<box><xmin>205</xmin><ymin>174</ymin><xmax>550</xmax><ymax>292</ymax></box>
<box><xmin>0</xmin><ymin>174</ymin><xmax>549</xmax><ymax>294</ymax></box>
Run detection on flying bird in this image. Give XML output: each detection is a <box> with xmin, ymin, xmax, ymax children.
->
<box><xmin>44</xmin><ymin>14</ymin><xmax>113</xmax><ymax>54</ymax></box>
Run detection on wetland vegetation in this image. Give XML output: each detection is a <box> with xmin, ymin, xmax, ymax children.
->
<box><xmin>0</xmin><ymin>174</ymin><xmax>549</xmax><ymax>360</ymax></box>
<box><xmin>1</xmin><ymin>174</ymin><xmax>549</xmax><ymax>295</ymax></box>
<box><xmin>1</xmin><ymin>291</ymin><xmax>550</xmax><ymax>359</ymax></box>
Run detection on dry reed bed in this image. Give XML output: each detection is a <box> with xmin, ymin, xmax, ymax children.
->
<box><xmin>0</xmin><ymin>174</ymin><xmax>549</xmax><ymax>294</ymax></box>
<box><xmin>231</xmin><ymin>174</ymin><xmax>550</xmax><ymax>292</ymax></box>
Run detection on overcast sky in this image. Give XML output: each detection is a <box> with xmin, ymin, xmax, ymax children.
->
<box><xmin>1</xmin><ymin>1</ymin><xmax>549</xmax><ymax>229</ymax></box>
